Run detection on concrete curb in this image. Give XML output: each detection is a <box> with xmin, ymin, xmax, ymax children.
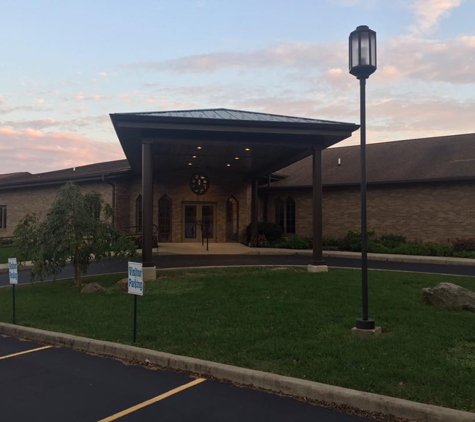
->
<box><xmin>1</xmin><ymin>323</ymin><xmax>473</xmax><ymax>422</ymax></box>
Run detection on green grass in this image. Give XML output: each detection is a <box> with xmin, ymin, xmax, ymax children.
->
<box><xmin>0</xmin><ymin>246</ymin><xmax>17</xmax><ymax>264</ymax></box>
<box><xmin>1</xmin><ymin>267</ymin><xmax>475</xmax><ymax>412</ymax></box>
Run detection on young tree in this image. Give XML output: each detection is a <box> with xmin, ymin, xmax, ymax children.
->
<box><xmin>14</xmin><ymin>183</ymin><xmax>136</xmax><ymax>286</ymax></box>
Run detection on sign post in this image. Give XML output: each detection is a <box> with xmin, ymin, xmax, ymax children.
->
<box><xmin>128</xmin><ymin>262</ymin><xmax>143</xmax><ymax>343</ymax></box>
<box><xmin>8</xmin><ymin>258</ymin><xmax>18</xmax><ymax>324</ymax></box>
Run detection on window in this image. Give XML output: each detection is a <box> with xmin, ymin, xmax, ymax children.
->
<box><xmin>135</xmin><ymin>195</ymin><xmax>142</xmax><ymax>233</ymax></box>
<box><xmin>274</xmin><ymin>197</ymin><xmax>295</xmax><ymax>235</ymax></box>
<box><xmin>275</xmin><ymin>198</ymin><xmax>284</xmax><ymax>232</ymax></box>
<box><xmin>285</xmin><ymin>197</ymin><xmax>296</xmax><ymax>234</ymax></box>
<box><xmin>158</xmin><ymin>195</ymin><xmax>172</xmax><ymax>242</ymax></box>
<box><xmin>0</xmin><ymin>206</ymin><xmax>6</xmax><ymax>229</ymax></box>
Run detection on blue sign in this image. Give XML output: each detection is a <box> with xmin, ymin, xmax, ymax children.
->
<box><xmin>8</xmin><ymin>258</ymin><xmax>18</xmax><ymax>285</ymax></box>
<box><xmin>128</xmin><ymin>262</ymin><xmax>143</xmax><ymax>296</ymax></box>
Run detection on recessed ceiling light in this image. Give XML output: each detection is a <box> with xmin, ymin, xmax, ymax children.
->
<box><xmin>245</xmin><ymin>147</ymin><xmax>250</xmax><ymax>151</ymax></box>
<box><xmin>234</xmin><ymin>156</ymin><xmax>240</xmax><ymax>160</ymax></box>
<box><xmin>188</xmin><ymin>162</ymin><xmax>192</xmax><ymax>166</ymax></box>
<box><xmin>227</xmin><ymin>163</ymin><xmax>231</xmax><ymax>167</ymax></box>
<box><xmin>192</xmin><ymin>155</ymin><xmax>197</xmax><ymax>159</ymax></box>
<box><xmin>197</xmin><ymin>146</ymin><xmax>202</xmax><ymax>150</ymax></box>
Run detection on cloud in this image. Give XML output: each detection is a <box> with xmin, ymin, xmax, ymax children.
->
<box><xmin>408</xmin><ymin>0</ymin><xmax>462</xmax><ymax>34</ymax></box>
<box><xmin>125</xmin><ymin>42</ymin><xmax>346</xmax><ymax>74</ymax></box>
<box><xmin>0</xmin><ymin>126</ymin><xmax>125</xmax><ymax>174</ymax></box>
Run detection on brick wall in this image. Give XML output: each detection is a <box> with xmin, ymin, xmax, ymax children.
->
<box><xmin>0</xmin><ymin>181</ymin><xmax>114</xmax><ymax>238</ymax></box>
<box><xmin>266</xmin><ymin>180</ymin><xmax>475</xmax><ymax>243</ymax></box>
<box><xmin>126</xmin><ymin>168</ymin><xmax>251</xmax><ymax>243</ymax></box>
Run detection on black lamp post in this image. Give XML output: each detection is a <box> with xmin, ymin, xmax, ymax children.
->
<box><xmin>349</xmin><ymin>25</ymin><xmax>377</xmax><ymax>331</ymax></box>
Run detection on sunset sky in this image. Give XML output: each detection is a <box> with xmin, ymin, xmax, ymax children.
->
<box><xmin>1</xmin><ymin>0</ymin><xmax>474</xmax><ymax>174</ymax></box>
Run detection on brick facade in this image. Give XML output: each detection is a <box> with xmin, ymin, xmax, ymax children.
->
<box><xmin>266</xmin><ymin>180</ymin><xmax>475</xmax><ymax>242</ymax></box>
<box><xmin>2</xmin><ymin>174</ymin><xmax>473</xmax><ymax>244</ymax></box>
<box><xmin>0</xmin><ymin>181</ymin><xmax>114</xmax><ymax>238</ymax></box>
<box><xmin>121</xmin><ymin>168</ymin><xmax>251</xmax><ymax>243</ymax></box>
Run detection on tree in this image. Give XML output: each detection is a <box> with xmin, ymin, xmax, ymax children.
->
<box><xmin>14</xmin><ymin>183</ymin><xmax>136</xmax><ymax>286</ymax></box>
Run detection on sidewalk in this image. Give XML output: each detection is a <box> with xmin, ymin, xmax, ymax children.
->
<box><xmin>1</xmin><ymin>243</ymin><xmax>475</xmax><ymax>273</ymax></box>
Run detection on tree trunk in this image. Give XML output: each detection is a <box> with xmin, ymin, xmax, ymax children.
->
<box><xmin>74</xmin><ymin>247</ymin><xmax>81</xmax><ymax>287</ymax></box>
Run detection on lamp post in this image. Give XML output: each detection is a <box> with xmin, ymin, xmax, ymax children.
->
<box><xmin>349</xmin><ymin>25</ymin><xmax>377</xmax><ymax>331</ymax></box>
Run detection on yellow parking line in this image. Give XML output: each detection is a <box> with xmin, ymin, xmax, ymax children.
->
<box><xmin>98</xmin><ymin>377</ymin><xmax>207</xmax><ymax>422</ymax></box>
<box><xmin>0</xmin><ymin>345</ymin><xmax>53</xmax><ymax>361</ymax></box>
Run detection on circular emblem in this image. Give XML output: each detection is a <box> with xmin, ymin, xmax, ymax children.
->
<box><xmin>190</xmin><ymin>173</ymin><xmax>209</xmax><ymax>195</ymax></box>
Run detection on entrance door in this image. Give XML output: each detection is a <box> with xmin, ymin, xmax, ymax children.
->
<box><xmin>183</xmin><ymin>203</ymin><xmax>216</xmax><ymax>242</ymax></box>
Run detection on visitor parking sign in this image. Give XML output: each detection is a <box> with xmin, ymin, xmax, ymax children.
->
<box><xmin>128</xmin><ymin>262</ymin><xmax>144</xmax><ymax>296</ymax></box>
<box><xmin>8</xmin><ymin>258</ymin><xmax>18</xmax><ymax>285</ymax></box>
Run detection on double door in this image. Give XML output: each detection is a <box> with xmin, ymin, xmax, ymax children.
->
<box><xmin>183</xmin><ymin>203</ymin><xmax>216</xmax><ymax>242</ymax></box>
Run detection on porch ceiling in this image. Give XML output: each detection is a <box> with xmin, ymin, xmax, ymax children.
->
<box><xmin>110</xmin><ymin>109</ymin><xmax>359</xmax><ymax>177</ymax></box>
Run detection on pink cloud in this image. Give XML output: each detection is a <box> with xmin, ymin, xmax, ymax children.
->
<box><xmin>0</xmin><ymin>126</ymin><xmax>125</xmax><ymax>174</ymax></box>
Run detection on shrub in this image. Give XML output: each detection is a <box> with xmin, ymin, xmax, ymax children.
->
<box><xmin>322</xmin><ymin>236</ymin><xmax>345</xmax><ymax>249</ymax></box>
<box><xmin>392</xmin><ymin>242</ymin><xmax>430</xmax><ymax>256</ymax></box>
<box><xmin>246</xmin><ymin>222</ymin><xmax>283</xmax><ymax>243</ymax></box>
<box><xmin>452</xmin><ymin>238</ymin><xmax>475</xmax><ymax>252</ymax></box>
<box><xmin>426</xmin><ymin>243</ymin><xmax>454</xmax><ymax>257</ymax></box>
<box><xmin>249</xmin><ymin>234</ymin><xmax>269</xmax><ymax>247</ymax></box>
<box><xmin>278</xmin><ymin>236</ymin><xmax>312</xmax><ymax>249</ymax></box>
<box><xmin>379</xmin><ymin>234</ymin><xmax>406</xmax><ymax>249</ymax></box>
<box><xmin>342</xmin><ymin>229</ymin><xmax>376</xmax><ymax>252</ymax></box>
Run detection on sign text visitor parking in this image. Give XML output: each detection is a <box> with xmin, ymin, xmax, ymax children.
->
<box><xmin>8</xmin><ymin>258</ymin><xmax>18</xmax><ymax>285</ymax></box>
<box><xmin>128</xmin><ymin>262</ymin><xmax>143</xmax><ymax>296</ymax></box>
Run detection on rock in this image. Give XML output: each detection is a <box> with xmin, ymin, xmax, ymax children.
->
<box><xmin>116</xmin><ymin>278</ymin><xmax>128</xmax><ymax>291</ymax></box>
<box><xmin>80</xmin><ymin>282</ymin><xmax>106</xmax><ymax>294</ymax></box>
<box><xmin>422</xmin><ymin>282</ymin><xmax>475</xmax><ymax>312</ymax></box>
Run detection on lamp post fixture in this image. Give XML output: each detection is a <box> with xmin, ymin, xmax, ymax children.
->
<box><xmin>349</xmin><ymin>25</ymin><xmax>377</xmax><ymax>331</ymax></box>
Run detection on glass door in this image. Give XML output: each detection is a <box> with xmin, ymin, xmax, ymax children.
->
<box><xmin>183</xmin><ymin>203</ymin><xmax>216</xmax><ymax>242</ymax></box>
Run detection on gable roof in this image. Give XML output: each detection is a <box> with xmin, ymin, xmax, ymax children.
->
<box><xmin>270</xmin><ymin>133</ymin><xmax>475</xmax><ymax>188</ymax></box>
<box><xmin>117</xmin><ymin>108</ymin><xmax>353</xmax><ymax>126</ymax></box>
<box><xmin>0</xmin><ymin>160</ymin><xmax>131</xmax><ymax>191</ymax></box>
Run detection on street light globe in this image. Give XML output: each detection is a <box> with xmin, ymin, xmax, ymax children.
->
<box><xmin>349</xmin><ymin>25</ymin><xmax>377</xmax><ymax>79</ymax></box>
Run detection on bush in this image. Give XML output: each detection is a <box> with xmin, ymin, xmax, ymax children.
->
<box><xmin>246</xmin><ymin>222</ymin><xmax>283</xmax><ymax>243</ymax></box>
<box><xmin>277</xmin><ymin>236</ymin><xmax>312</xmax><ymax>249</ymax></box>
<box><xmin>342</xmin><ymin>229</ymin><xmax>376</xmax><ymax>252</ymax></box>
<box><xmin>392</xmin><ymin>242</ymin><xmax>431</xmax><ymax>256</ymax></box>
<box><xmin>0</xmin><ymin>237</ymin><xmax>14</xmax><ymax>247</ymax></box>
<box><xmin>322</xmin><ymin>236</ymin><xmax>345</xmax><ymax>249</ymax></box>
<box><xmin>426</xmin><ymin>243</ymin><xmax>454</xmax><ymax>257</ymax></box>
<box><xmin>249</xmin><ymin>234</ymin><xmax>269</xmax><ymax>247</ymax></box>
<box><xmin>452</xmin><ymin>238</ymin><xmax>475</xmax><ymax>252</ymax></box>
<box><xmin>379</xmin><ymin>234</ymin><xmax>406</xmax><ymax>249</ymax></box>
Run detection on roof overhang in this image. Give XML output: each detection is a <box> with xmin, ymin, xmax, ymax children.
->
<box><xmin>110</xmin><ymin>111</ymin><xmax>359</xmax><ymax>178</ymax></box>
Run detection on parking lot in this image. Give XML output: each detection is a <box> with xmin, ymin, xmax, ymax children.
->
<box><xmin>0</xmin><ymin>335</ymin><xmax>377</xmax><ymax>421</ymax></box>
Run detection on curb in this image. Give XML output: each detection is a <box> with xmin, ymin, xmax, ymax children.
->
<box><xmin>0</xmin><ymin>323</ymin><xmax>474</xmax><ymax>422</ymax></box>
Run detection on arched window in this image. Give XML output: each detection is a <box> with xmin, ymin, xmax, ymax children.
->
<box><xmin>158</xmin><ymin>195</ymin><xmax>172</xmax><ymax>242</ymax></box>
<box><xmin>274</xmin><ymin>197</ymin><xmax>296</xmax><ymax>235</ymax></box>
<box><xmin>275</xmin><ymin>198</ymin><xmax>284</xmax><ymax>232</ymax></box>
<box><xmin>135</xmin><ymin>195</ymin><xmax>142</xmax><ymax>233</ymax></box>
<box><xmin>285</xmin><ymin>197</ymin><xmax>296</xmax><ymax>234</ymax></box>
<box><xmin>226</xmin><ymin>196</ymin><xmax>239</xmax><ymax>242</ymax></box>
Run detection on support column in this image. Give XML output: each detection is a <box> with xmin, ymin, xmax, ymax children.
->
<box><xmin>142</xmin><ymin>141</ymin><xmax>156</xmax><ymax>280</ymax></box>
<box><xmin>251</xmin><ymin>178</ymin><xmax>259</xmax><ymax>240</ymax></box>
<box><xmin>308</xmin><ymin>147</ymin><xmax>328</xmax><ymax>273</ymax></box>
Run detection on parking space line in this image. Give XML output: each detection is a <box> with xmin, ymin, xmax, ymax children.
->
<box><xmin>0</xmin><ymin>345</ymin><xmax>53</xmax><ymax>361</ymax></box>
<box><xmin>98</xmin><ymin>377</ymin><xmax>207</xmax><ymax>422</ymax></box>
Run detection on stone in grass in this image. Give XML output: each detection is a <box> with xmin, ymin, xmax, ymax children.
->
<box><xmin>422</xmin><ymin>282</ymin><xmax>475</xmax><ymax>312</ymax></box>
<box><xmin>116</xmin><ymin>278</ymin><xmax>128</xmax><ymax>291</ymax></box>
<box><xmin>80</xmin><ymin>282</ymin><xmax>106</xmax><ymax>294</ymax></box>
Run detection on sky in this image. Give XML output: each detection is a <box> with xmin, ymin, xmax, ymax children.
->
<box><xmin>1</xmin><ymin>0</ymin><xmax>474</xmax><ymax>174</ymax></box>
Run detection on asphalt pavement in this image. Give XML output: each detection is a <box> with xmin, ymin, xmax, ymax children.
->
<box><xmin>1</xmin><ymin>253</ymin><xmax>474</xmax><ymax>287</ymax></box>
<box><xmin>0</xmin><ymin>335</ymin><xmax>375</xmax><ymax>422</ymax></box>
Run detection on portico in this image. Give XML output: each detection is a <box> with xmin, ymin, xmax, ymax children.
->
<box><xmin>110</xmin><ymin>109</ymin><xmax>358</xmax><ymax>278</ymax></box>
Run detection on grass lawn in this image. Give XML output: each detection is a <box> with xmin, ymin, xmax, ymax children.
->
<box><xmin>0</xmin><ymin>246</ymin><xmax>17</xmax><ymax>264</ymax></box>
<box><xmin>1</xmin><ymin>267</ymin><xmax>474</xmax><ymax>412</ymax></box>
